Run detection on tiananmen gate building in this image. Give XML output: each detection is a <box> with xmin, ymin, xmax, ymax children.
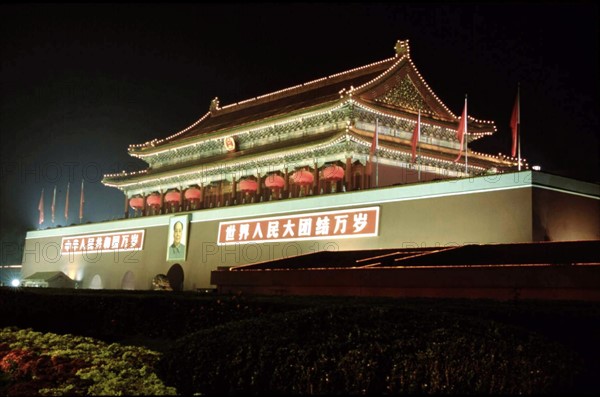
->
<box><xmin>20</xmin><ymin>40</ymin><xmax>600</xmax><ymax>297</ymax></box>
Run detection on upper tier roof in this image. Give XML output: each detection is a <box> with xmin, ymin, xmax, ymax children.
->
<box><xmin>129</xmin><ymin>40</ymin><xmax>496</xmax><ymax>154</ymax></box>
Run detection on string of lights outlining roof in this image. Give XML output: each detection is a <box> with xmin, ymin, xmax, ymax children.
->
<box><xmin>105</xmin><ymin>130</ymin><xmax>485</xmax><ymax>190</ymax></box>
<box><xmin>128</xmin><ymin>111</ymin><xmax>212</xmax><ymax>149</ymax></box>
<box><xmin>122</xmin><ymin>101</ymin><xmax>350</xmax><ymax>160</ymax></box>
<box><xmin>347</xmin><ymin>127</ymin><xmax>488</xmax><ymax>173</ymax></box>
<box><xmin>127</xmin><ymin>40</ymin><xmax>495</xmax><ymax>154</ymax></box>
<box><xmin>349</xmin><ymin>41</ymin><xmax>495</xmax><ymax>126</ymax></box>
<box><xmin>106</xmin><ymin>40</ymin><xmax>518</xmax><ymax>186</ymax></box>
<box><xmin>350</xmin><ymin>100</ymin><xmax>495</xmax><ymax>139</ymax></box>
<box><xmin>107</xmin><ymin>96</ymin><xmax>511</xmax><ymax>181</ymax></box>
<box><xmin>125</xmin><ymin>93</ymin><xmax>493</xmax><ymax>164</ymax></box>
<box><xmin>129</xmin><ymin>56</ymin><xmax>396</xmax><ymax>150</ymax></box>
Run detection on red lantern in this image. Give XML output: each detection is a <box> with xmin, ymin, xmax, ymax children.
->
<box><xmin>184</xmin><ymin>187</ymin><xmax>202</xmax><ymax>200</ymax></box>
<box><xmin>129</xmin><ymin>197</ymin><xmax>144</xmax><ymax>210</ymax></box>
<box><xmin>165</xmin><ymin>191</ymin><xmax>181</xmax><ymax>203</ymax></box>
<box><xmin>146</xmin><ymin>193</ymin><xmax>161</xmax><ymax>208</ymax></box>
<box><xmin>239</xmin><ymin>179</ymin><xmax>258</xmax><ymax>192</ymax></box>
<box><xmin>265</xmin><ymin>174</ymin><xmax>285</xmax><ymax>189</ymax></box>
<box><xmin>291</xmin><ymin>170</ymin><xmax>314</xmax><ymax>185</ymax></box>
<box><xmin>321</xmin><ymin>164</ymin><xmax>344</xmax><ymax>181</ymax></box>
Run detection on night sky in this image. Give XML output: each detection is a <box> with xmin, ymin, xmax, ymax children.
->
<box><xmin>1</xmin><ymin>3</ymin><xmax>598</xmax><ymax>264</ymax></box>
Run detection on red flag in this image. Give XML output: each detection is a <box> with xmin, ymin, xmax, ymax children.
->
<box><xmin>79</xmin><ymin>179</ymin><xmax>84</xmax><ymax>222</ymax></box>
<box><xmin>51</xmin><ymin>185</ymin><xmax>57</xmax><ymax>224</ymax></box>
<box><xmin>454</xmin><ymin>99</ymin><xmax>467</xmax><ymax>162</ymax></box>
<box><xmin>366</xmin><ymin>121</ymin><xmax>378</xmax><ymax>175</ymax></box>
<box><xmin>510</xmin><ymin>89</ymin><xmax>520</xmax><ymax>157</ymax></box>
<box><xmin>64</xmin><ymin>182</ymin><xmax>70</xmax><ymax>222</ymax></box>
<box><xmin>38</xmin><ymin>188</ymin><xmax>44</xmax><ymax>225</ymax></box>
<box><xmin>411</xmin><ymin>110</ymin><xmax>421</xmax><ymax>163</ymax></box>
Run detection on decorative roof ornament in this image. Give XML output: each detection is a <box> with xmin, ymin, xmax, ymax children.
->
<box><xmin>374</xmin><ymin>74</ymin><xmax>431</xmax><ymax>114</ymax></box>
<box><xmin>210</xmin><ymin>97</ymin><xmax>220</xmax><ymax>115</ymax></box>
<box><xmin>394</xmin><ymin>40</ymin><xmax>410</xmax><ymax>57</ymax></box>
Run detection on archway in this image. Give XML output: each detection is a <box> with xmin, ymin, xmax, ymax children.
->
<box><xmin>121</xmin><ymin>271</ymin><xmax>135</xmax><ymax>290</ymax></box>
<box><xmin>89</xmin><ymin>274</ymin><xmax>103</xmax><ymax>289</ymax></box>
<box><xmin>167</xmin><ymin>264</ymin><xmax>184</xmax><ymax>291</ymax></box>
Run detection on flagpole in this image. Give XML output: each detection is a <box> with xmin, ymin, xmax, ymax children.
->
<box><xmin>517</xmin><ymin>83</ymin><xmax>521</xmax><ymax>171</ymax></box>
<box><xmin>51</xmin><ymin>185</ymin><xmax>57</xmax><ymax>224</ymax></box>
<box><xmin>375</xmin><ymin>118</ymin><xmax>379</xmax><ymax>188</ymax></box>
<box><xmin>464</xmin><ymin>95</ymin><xmax>468</xmax><ymax>175</ymax></box>
<box><xmin>79</xmin><ymin>179</ymin><xmax>84</xmax><ymax>224</ymax></box>
<box><xmin>465</xmin><ymin>135</ymin><xmax>468</xmax><ymax>175</ymax></box>
<box><xmin>518</xmin><ymin>128</ymin><xmax>521</xmax><ymax>171</ymax></box>
<box><xmin>65</xmin><ymin>182</ymin><xmax>70</xmax><ymax>223</ymax></box>
<box><xmin>417</xmin><ymin>110</ymin><xmax>421</xmax><ymax>181</ymax></box>
<box><xmin>38</xmin><ymin>188</ymin><xmax>45</xmax><ymax>228</ymax></box>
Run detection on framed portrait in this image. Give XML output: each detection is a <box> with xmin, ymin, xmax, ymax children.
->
<box><xmin>166</xmin><ymin>214</ymin><xmax>189</xmax><ymax>261</ymax></box>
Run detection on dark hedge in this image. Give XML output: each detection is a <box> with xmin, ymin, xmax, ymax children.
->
<box><xmin>2</xmin><ymin>288</ymin><xmax>599</xmax><ymax>394</ymax></box>
<box><xmin>158</xmin><ymin>304</ymin><xmax>582</xmax><ymax>395</ymax></box>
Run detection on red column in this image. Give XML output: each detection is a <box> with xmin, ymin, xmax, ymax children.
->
<box><xmin>179</xmin><ymin>187</ymin><xmax>183</xmax><ymax>212</ymax></box>
<box><xmin>313</xmin><ymin>162</ymin><xmax>319</xmax><ymax>195</ymax></box>
<box><xmin>124</xmin><ymin>193</ymin><xmax>129</xmax><ymax>219</ymax></box>
<box><xmin>363</xmin><ymin>163</ymin><xmax>369</xmax><ymax>190</ymax></box>
<box><xmin>256</xmin><ymin>173</ymin><xmax>261</xmax><ymax>202</ymax></box>
<box><xmin>346</xmin><ymin>157</ymin><xmax>352</xmax><ymax>191</ymax></box>
<box><xmin>284</xmin><ymin>168</ymin><xmax>289</xmax><ymax>198</ymax></box>
<box><xmin>231</xmin><ymin>177</ymin><xmax>236</xmax><ymax>205</ymax></box>
<box><xmin>182</xmin><ymin>188</ymin><xmax>188</xmax><ymax>211</ymax></box>
<box><xmin>217</xmin><ymin>182</ymin><xmax>223</xmax><ymax>207</ymax></box>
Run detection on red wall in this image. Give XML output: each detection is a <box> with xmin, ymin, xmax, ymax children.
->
<box><xmin>213</xmin><ymin>264</ymin><xmax>600</xmax><ymax>301</ymax></box>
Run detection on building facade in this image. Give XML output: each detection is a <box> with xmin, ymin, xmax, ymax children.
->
<box><xmin>20</xmin><ymin>41</ymin><xmax>599</xmax><ymax>291</ymax></box>
<box><xmin>102</xmin><ymin>40</ymin><xmax>520</xmax><ymax>216</ymax></box>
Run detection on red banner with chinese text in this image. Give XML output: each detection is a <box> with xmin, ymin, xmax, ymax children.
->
<box><xmin>218</xmin><ymin>207</ymin><xmax>379</xmax><ymax>245</ymax></box>
<box><xmin>61</xmin><ymin>230</ymin><xmax>145</xmax><ymax>255</ymax></box>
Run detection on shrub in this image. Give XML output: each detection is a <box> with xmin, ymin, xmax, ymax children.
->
<box><xmin>0</xmin><ymin>327</ymin><xmax>176</xmax><ymax>396</ymax></box>
<box><xmin>0</xmin><ymin>289</ymin><xmax>298</xmax><ymax>343</ymax></box>
<box><xmin>158</xmin><ymin>304</ymin><xmax>582</xmax><ymax>395</ymax></box>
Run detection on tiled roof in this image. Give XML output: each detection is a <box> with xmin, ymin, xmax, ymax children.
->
<box><xmin>133</xmin><ymin>57</ymin><xmax>397</xmax><ymax>150</ymax></box>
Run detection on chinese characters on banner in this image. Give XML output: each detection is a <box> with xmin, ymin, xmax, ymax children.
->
<box><xmin>217</xmin><ymin>206</ymin><xmax>379</xmax><ymax>245</ymax></box>
<box><xmin>61</xmin><ymin>230</ymin><xmax>145</xmax><ymax>255</ymax></box>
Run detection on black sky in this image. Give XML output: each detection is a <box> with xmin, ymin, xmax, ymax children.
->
<box><xmin>1</xmin><ymin>3</ymin><xmax>598</xmax><ymax>262</ymax></box>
